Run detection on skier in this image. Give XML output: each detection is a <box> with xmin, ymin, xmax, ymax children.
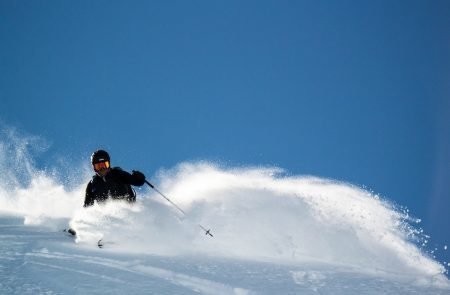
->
<box><xmin>66</xmin><ymin>150</ymin><xmax>146</xmax><ymax>237</ymax></box>
<box><xmin>84</xmin><ymin>149</ymin><xmax>146</xmax><ymax>207</ymax></box>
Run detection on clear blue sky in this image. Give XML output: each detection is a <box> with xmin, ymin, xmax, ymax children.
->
<box><xmin>1</xmin><ymin>1</ymin><xmax>449</xmax><ymax>261</ymax></box>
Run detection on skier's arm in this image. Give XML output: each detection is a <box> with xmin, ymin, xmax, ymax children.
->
<box><xmin>115</xmin><ymin>168</ymin><xmax>146</xmax><ymax>186</ymax></box>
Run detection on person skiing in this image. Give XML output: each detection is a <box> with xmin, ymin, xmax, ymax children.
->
<box><xmin>66</xmin><ymin>150</ymin><xmax>146</xmax><ymax>237</ymax></box>
<box><xmin>84</xmin><ymin>149</ymin><xmax>146</xmax><ymax>207</ymax></box>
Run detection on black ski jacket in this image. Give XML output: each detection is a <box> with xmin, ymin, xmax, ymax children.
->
<box><xmin>84</xmin><ymin>167</ymin><xmax>145</xmax><ymax>207</ymax></box>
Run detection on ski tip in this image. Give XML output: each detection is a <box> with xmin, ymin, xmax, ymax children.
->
<box><xmin>63</xmin><ymin>228</ymin><xmax>77</xmax><ymax>236</ymax></box>
<box><xmin>68</xmin><ymin>228</ymin><xmax>77</xmax><ymax>236</ymax></box>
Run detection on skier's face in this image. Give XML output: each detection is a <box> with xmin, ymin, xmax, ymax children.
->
<box><xmin>93</xmin><ymin>161</ymin><xmax>110</xmax><ymax>177</ymax></box>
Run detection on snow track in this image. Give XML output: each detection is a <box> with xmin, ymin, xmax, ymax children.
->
<box><xmin>0</xmin><ymin>217</ymin><xmax>252</xmax><ymax>294</ymax></box>
<box><xmin>25</xmin><ymin>250</ymin><xmax>253</xmax><ymax>295</ymax></box>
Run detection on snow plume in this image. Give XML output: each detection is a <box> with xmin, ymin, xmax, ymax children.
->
<box><xmin>0</xmin><ymin>127</ymin><xmax>85</xmax><ymax>229</ymax></box>
<box><xmin>0</xmin><ymin>127</ymin><xmax>44</xmax><ymax>187</ymax></box>
<box><xmin>0</xmin><ymin>129</ymin><xmax>448</xmax><ymax>288</ymax></box>
<box><xmin>71</xmin><ymin>163</ymin><xmax>449</xmax><ymax>287</ymax></box>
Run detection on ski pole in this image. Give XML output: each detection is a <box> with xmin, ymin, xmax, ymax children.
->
<box><xmin>145</xmin><ymin>180</ymin><xmax>213</xmax><ymax>237</ymax></box>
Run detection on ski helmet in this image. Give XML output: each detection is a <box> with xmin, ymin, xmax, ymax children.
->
<box><xmin>91</xmin><ymin>150</ymin><xmax>110</xmax><ymax>164</ymax></box>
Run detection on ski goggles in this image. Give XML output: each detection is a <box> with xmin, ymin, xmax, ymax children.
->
<box><xmin>93</xmin><ymin>161</ymin><xmax>110</xmax><ymax>171</ymax></box>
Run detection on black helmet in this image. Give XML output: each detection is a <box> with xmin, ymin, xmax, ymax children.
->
<box><xmin>91</xmin><ymin>150</ymin><xmax>110</xmax><ymax>164</ymax></box>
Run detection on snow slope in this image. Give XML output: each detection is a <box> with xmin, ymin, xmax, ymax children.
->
<box><xmin>0</xmin><ymin>133</ymin><xmax>449</xmax><ymax>294</ymax></box>
<box><xmin>1</xmin><ymin>213</ymin><xmax>449</xmax><ymax>295</ymax></box>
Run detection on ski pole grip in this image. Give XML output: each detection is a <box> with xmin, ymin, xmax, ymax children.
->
<box><xmin>145</xmin><ymin>180</ymin><xmax>155</xmax><ymax>189</ymax></box>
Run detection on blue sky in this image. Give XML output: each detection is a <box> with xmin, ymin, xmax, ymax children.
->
<box><xmin>1</xmin><ymin>1</ymin><xmax>449</xmax><ymax>261</ymax></box>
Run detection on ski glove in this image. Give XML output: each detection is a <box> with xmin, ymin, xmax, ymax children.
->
<box><xmin>132</xmin><ymin>170</ymin><xmax>146</xmax><ymax>186</ymax></box>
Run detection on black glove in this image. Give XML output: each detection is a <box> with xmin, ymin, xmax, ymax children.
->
<box><xmin>131</xmin><ymin>170</ymin><xmax>146</xmax><ymax>186</ymax></box>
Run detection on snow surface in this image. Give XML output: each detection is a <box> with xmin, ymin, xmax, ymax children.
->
<box><xmin>0</xmin><ymin>134</ymin><xmax>449</xmax><ymax>294</ymax></box>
